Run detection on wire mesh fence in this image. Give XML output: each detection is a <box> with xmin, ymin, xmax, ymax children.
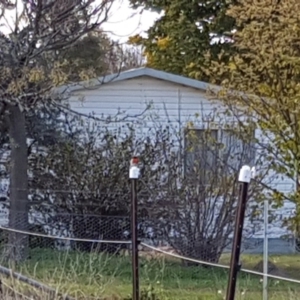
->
<box><xmin>0</xmin><ymin>201</ymin><xmax>298</xmax><ymax>255</ymax></box>
<box><xmin>0</xmin><ymin>204</ymin><xmax>266</xmax><ymax>263</ymax></box>
<box><xmin>0</xmin><ymin>212</ymin><xmax>131</xmax><ymax>257</ymax></box>
<box><xmin>0</xmin><ymin>209</ymin><xmax>234</xmax><ymax>261</ymax></box>
<box><xmin>0</xmin><ymin>205</ymin><xmax>299</xmax><ymax>299</ymax></box>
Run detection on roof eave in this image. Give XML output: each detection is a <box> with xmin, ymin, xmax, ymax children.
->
<box><xmin>54</xmin><ymin>67</ymin><xmax>220</xmax><ymax>95</ymax></box>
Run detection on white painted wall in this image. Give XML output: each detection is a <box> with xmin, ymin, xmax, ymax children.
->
<box><xmin>69</xmin><ymin>76</ymin><xmax>222</xmax><ymax>127</ymax></box>
<box><xmin>68</xmin><ymin>75</ymin><xmax>296</xmax><ymax>240</ymax></box>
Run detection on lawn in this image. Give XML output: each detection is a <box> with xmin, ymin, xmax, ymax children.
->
<box><xmin>1</xmin><ymin>248</ymin><xmax>300</xmax><ymax>299</ymax></box>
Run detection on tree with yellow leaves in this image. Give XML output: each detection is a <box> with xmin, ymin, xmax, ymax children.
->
<box><xmin>206</xmin><ymin>0</ymin><xmax>300</xmax><ymax>236</ymax></box>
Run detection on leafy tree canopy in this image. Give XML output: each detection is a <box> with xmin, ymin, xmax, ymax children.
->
<box><xmin>128</xmin><ymin>0</ymin><xmax>235</xmax><ymax>81</ymax></box>
<box><xmin>206</xmin><ymin>0</ymin><xmax>300</xmax><ymax>227</ymax></box>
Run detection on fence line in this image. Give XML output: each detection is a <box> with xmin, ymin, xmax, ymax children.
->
<box><xmin>0</xmin><ymin>225</ymin><xmax>131</xmax><ymax>244</ymax></box>
<box><xmin>1</xmin><ymin>224</ymin><xmax>300</xmax><ymax>286</ymax></box>
<box><xmin>141</xmin><ymin>243</ymin><xmax>300</xmax><ymax>285</ymax></box>
<box><xmin>141</xmin><ymin>242</ymin><xmax>230</xmax><ymax>269</ymax></box>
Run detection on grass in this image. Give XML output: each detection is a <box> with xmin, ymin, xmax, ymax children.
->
<box><xmin>1</xmin><ymin>248</ymin><xmax>300</xmax><ymax>299</ymax></box>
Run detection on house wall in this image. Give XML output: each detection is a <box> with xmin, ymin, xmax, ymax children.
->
<box><xmin>68</xmin><ymin>75</ymin><xmax>296</xmax><ymax>252</ymax></box>
<box><xmin>69</xmin><ymin>76</ymin><xmax>221</xmax><ymax>129</ymax></box>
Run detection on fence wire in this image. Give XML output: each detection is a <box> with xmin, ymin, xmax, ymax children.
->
<box><xmin>0</xmin><ymin>222</ymin><xmax>300</xmax><ymax>285</ymax></box>
<box><xmin>0</xmin><ymin>212</ymin><xmax>132</xmax><ymax>254</ymax></box>
<box><xmin>0</xmin><ymin>202</ymin><xmax>298</xmax><ymax>252</ymax></box>
<box><xmin>0</xmin><ymin>183</ymin><xmax>298</xmax><ymax>300</ymax></box>
<box><xmin>0</xmin><ymin>210</ymin><xmax>299</xmax><ymax>299</ymax></box>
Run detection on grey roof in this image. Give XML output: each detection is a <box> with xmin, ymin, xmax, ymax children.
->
<box><xmin>57</xmin><ymin>67</ymin><xmax>218</xmax><ymax>94</ymax></box>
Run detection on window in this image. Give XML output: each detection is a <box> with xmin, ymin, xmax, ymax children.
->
<box><xmin>184</xmin><ymin>129</ymin><xmax>218</xmax><ymax>184</ymax></box>
<box><xmin>184</xmin><ymin>128</ymin><xmax>255</xmax><ymax>182</ymax></box>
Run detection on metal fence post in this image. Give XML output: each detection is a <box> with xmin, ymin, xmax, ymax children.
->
<box><xmin>129</xmin><ymin>157</ymin><xmax>140</xmax><ymax>300</ymax></box>
<box><xmin>226</xmin><ymin>165</ymin><xmax>254</xmax><ymax>300</ymax></box>
<box><xmin>263</xmin><ymin>199</ymin><xmax>269</xmax><ymax>300</ymax></box>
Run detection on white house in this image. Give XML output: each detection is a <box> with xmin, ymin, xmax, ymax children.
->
<box><xmin>64</xmin><ymin>67</ymin><xmax>297</xmax><ymax>254</ymax></box>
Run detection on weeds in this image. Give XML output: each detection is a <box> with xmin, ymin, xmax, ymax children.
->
<box><xmin>0</xmin><ymin>249</ymin><xmax>299</xmax><ymax>299</ymax></box>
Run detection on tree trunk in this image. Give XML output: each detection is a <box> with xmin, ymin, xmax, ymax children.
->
<box><xmin>6</xmin><ymin>104</ymin><xmax>29</xmax><ymax>262</ymax></box>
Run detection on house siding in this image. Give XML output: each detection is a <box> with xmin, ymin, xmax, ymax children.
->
<box><xmin>68</xmin><ymin>75</ymin><xmax>296</xmax><ymax>248</ymax></box>
<box><xmin>69</xmin><ymin>76</ymin><xmax>218</xmax><ymax>125</ymax></box>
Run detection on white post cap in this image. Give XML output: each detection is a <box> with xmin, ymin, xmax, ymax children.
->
<box><xmin>129</xmin><ymin>157</ymin><xmax>140</xmax><ymax>179</ymax></box>
<box><xmin>129</xmin><ymin>166</ymin><xmax>140</xmax><ymax>179</ymax></box>
<box><xmin>238</xmin><ymin>165</ymin><xmax>252</xmax><ymax>183</ymax></box>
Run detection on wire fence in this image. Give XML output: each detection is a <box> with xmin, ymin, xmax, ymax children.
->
<box><xmin>0</xmin><ymin>206</ymin><xmax>286</xmax><ymax>256</ymax></box>
<box><xmin>0</xmin><ymin>222</ymin><xmax>299</xmax><ymax>281</ymax></box>
<box><xmin>0</xmin><ymin>208</ymin><xmax>299</xmax><ymax>299</ymax></box>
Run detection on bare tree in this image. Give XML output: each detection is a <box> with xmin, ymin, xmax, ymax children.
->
<box><xmin>17</xmin><ymin>107</ymin><xmax>272</xmax><ymax>263</ymax></box>
<box><xmin>0</xmin><ymin>0</ymin><xmax>116</xmax><ymax>261</ymax></box>
<box><xmin>137</xmin><ymin>119</ymin><xmax>270</xmax><ymax>264</ymax></box>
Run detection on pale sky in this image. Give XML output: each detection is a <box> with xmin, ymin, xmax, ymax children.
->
<box><xmin>1</xmin><ymin>0</ymin><xmax>161</xmax><ymax>43</ymax></box>
<box><xmin>102</xmin><ymin>0</ymin><xmax>162</xmax><ymax>42</ymax></box>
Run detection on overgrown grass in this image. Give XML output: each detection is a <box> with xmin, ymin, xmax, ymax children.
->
<box><xmin>1</xmin><ymin>248</ymin><xmax>300</xmax><ymax>299</ymax></box>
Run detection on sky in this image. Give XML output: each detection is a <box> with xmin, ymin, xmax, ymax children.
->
<box><xmin>102</xmin><ymin>0</ymin><xmax>162</xmax><ymax>42</ymax></box>
<box><xmin>1</xmin><ymin>0</ymin><xmax>161</xmax><ymax>43</ymax></box>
